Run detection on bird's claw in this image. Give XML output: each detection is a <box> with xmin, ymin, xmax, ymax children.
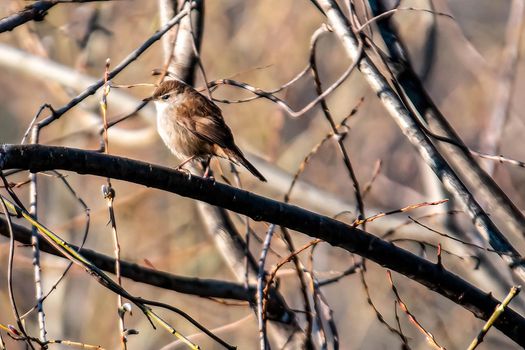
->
<box><xmin>176</xmin><ymin>166</ymin><xmax>192</xmax><ymax>180</ymax></box>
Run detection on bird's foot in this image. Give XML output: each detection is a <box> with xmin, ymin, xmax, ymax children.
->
<box><xmin>202</xmin><ymin>165</ymin><xmax>216</xmax><ymax>183</ymax></box>
<box><xmin>176</xmin><ymin>165</ymin><xmax>192</xmax><ymax>180</ymax></box>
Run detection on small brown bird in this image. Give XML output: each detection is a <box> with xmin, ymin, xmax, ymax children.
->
<box><xmin>144</xmin><ymin>79</ymin><xmax>266</xmax><ymax>182</ymax></box>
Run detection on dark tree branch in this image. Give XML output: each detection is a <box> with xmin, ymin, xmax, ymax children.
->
<box><xmin>0</xmin><ymin>1</ymin><xmax>110</xmax><ymax>34</ymax></box>
<box><xmin>0</xmin><ymin>1</ymin><xmax>56</xmax><ymax>33</ymax></box>
<box><xmin>0</xmin><ymin>214</ymin><xmax>296</xmax><ymax>322</ymax></box>
<box><xmin>1</xmin><ymin>144</ymin><xmax>525</xmax><ymax>346</ymax></box>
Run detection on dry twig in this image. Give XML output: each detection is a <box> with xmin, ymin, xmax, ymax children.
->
<box><xmin>387</xmin><ymin>271</ymin><xmax>445</xmax><ymax>350</ymax></box>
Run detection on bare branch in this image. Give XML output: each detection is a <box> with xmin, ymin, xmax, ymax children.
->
<box><xmin>317</xmin><ymin>0</ymin><xmax>525</xmax><ymax>283</ymax></box>
<box><xmin>367</xmin><ymin>0</ymin><xmax>525</xmax><ymax>244</ymax></box>
<box><xmin>1</xmin><ymin>144</ymin><xmax>525</xmax><ymax>346</ymax></box>
<box><xmin>0</xmin><ymin>1</ymin><xmax>112</xmax><ymax>34</ymax></box>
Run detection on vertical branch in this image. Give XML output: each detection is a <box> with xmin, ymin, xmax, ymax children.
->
<box><xmin>0</xmin><ymin>187</ymin><xmax>35</xmax><ymax>350</ymax></box>
<box><xmin>307</xmin><ymin>245</ymin><xmax>328</xmax><ymax>349</ymax></box>
<box><xmin>29</xmin><ymin>125</ymin><xmax>47</xmax><ymax>346</ymax></box>
<box><xmin>308</xmin><ymin>25</ymin><xmax>366</xmax><ymax>348</ymax></box>
<box><xmin>257</xmin><ymin>224</ymin><xmax>276</xmax><ymax>350</ymax></box>
<box><xmin>279</xmin><ymin>227</ymin><xmax>314</xmax><ymax>349</ymax></box>
<box><xmin>159</xmin><ymin>0</ymin><xmax>204</xmax><ymax>84</ymax></box>
<box><xmin>309</xmin><ymin>24</ymin><xmax>365</xmax><ymax>223</ymax></box>
<box><xmin>158</xmin><ymin>1</ymin><xmax>303</xmax><ymax>347</ymax></box>
<box><xmin>479</xmin><ymin>0</ymin><xmax>525</xmax><ymax>175</ymax></box>
<box><xmin>230</xmin><ymin>166</ymin><xmax>253</xmax><ymax>289</ymax></box>
<box><xmin>105</xmin><ymin>183</ymin><xmax>126</xmax><ymax>348</ymax></box>
<box><xmin>100</xmin><ymin>59</ymin><xmax>127</xmax><ymax>349</ymax></box>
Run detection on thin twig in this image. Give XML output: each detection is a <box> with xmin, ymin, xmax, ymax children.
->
<box><xmin>0</xmin><ymin>182</ymin><xmax>36</xmax><ymax>349</ymax></box>
<box><xmin>44</xmin><ymin>339</ymin><xmax>104</xmax><ymax>349</ymax></box>
<box><xmin>186</xmin><ymin>0</ymin><xmax>211</xmax><ymax>99</ymax></box>
<box><xmin>350</xmin><ymin>200</ymin><xmax>448</xmax><ymax>227</ymax></box>
<box><xmin>361</xmin><ymin>159</ymin><xmax>382</xmax><ymax>200</ymax></box>
<box><xmin>471</xmin><ymin>150</ymin><xmax>525</xmax><ymax>169</ymax></box>
<box><xmin>310</xmin><ymin>22</ymin><xmax>365</xmax><ymax>224</ymax></box>
<box><xmin>207</xmin><ymin>38</ymin><xmax>362</xmax><ymax>119</ymax></box>
<box><xmin>359</xmin><ymin>268</ymin><xmax>409</xmax><ymax>345</ymax></box>
<box><xmin>230</xmin><ymin>164</ymin><xmax>253</xmax><ymax>291</ymax></box>
<box><xmin>387</xmin><ymin>271</ymin><xmax>445</xmax><ymax>350</ymax></box>
<box><xmin>152</xmin><ymin>60</ymin><xmax>311</xmax><ymax>105</ymax></box>
<box><xmin>316</xmin><ymin>262</ymin><xmax>362</xmax><ymax>287</ymax></box>
<box><xmin>262</xmin><ymin>238</ymin><xmax>322</xmax><ymax>316</ymax></box>
<box><xmin>21</xmin><ymin>104</ymin><xmax>54</xmax><ymax>144</ymax></box>
<box><xmin>355</xmin><ymin>7</ymin><xmax>452</xmax><ymax>33</ymax></box>
<box><xmin>279</xmin><ymin>227</ymin><xmax>314</xmax><ymax>348</ymax></box>
<box><xmin>382</xmin><ymin>210</ymin><xmax>463</xmax><ymax>240</ymax></box>
<box><xmin>100</xmin><ymin>58</ymin><xmax>127</xmax><ymax>349</ymax></box>
<box><xmin>0</xmin><ymin>196</ymin><xmax>227</xmax><ymax>350</ymax></box>
<box><xmin>408</xmin><ymin>216</ymin><xmax>518</xmax><ymax>258</ymax></box>
<box><xmin>467</xmin><ymin>285</ymin><xmax>521</xmax><ymax>350</ymax></box>
<box><xmin>284</xmin><ymin>97</ymin><xmax>365</xmax><ymax>203</ymax></box>
<box><xmin>35</xmin><ymin>3</ymin><xmax>195</xmax><ymax>129</ymax></box>
<box><xmin>393</xmin><ymin>301</ymin><xmax>411</xmax><ymax>350</ymax></box>
<box><xmin>284</xmin><ymin>133</ymin><xmax>332</xmax><ymax>203</ymax></box>
<box><xmin>389</xmin><ymin>238</ymin><xmax>480</xmax><ymax>266</ymax></box>
<box><xmin>20</xmin><ymin>170</ymin><xmax>91</xmax><ymax>319</ymax></box>
<box><xmin>308</xmin><ymin>244</ymin><xmax>328</xmax><ymax>349</ymax></box>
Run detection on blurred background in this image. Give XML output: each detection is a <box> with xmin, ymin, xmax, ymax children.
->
<box><xmin>1</xmin><ymin>0</ymin><xmax>524</xmax><ymax>349</ymax></box>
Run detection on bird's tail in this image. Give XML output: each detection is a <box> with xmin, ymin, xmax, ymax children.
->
<box><xmin>226</xmin><ymin>147</ymin><xmax>267</xmax><ymax>182</ymax></box>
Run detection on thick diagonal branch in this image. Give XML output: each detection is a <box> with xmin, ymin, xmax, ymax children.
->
<box><xmin>367</xmin><ymin>0</ymin><xmax>525</xmax><ymax>242</ymax></box>
<box><xmin>316</xmin><ymin>0</ymin><xmax>525</xmax><ymax>282</ymax></box>
<box><xmin>1</xmin><ymin>144</ymin><xmax>525</xmax><ymax>346</ymax></box>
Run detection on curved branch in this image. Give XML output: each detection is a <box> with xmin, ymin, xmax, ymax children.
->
<box><xmin>1</xmin><ymin>144</ymin><xmax>525</xmax><ymax>346</ymax></box>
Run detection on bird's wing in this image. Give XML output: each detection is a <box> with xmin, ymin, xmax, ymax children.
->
<box><xmin>195</xmin><ymin>90</ymin><xmax>223</xmax><ymax>118</ymax></box>
<box><xmin>177</xmin><ymin>93</ymin><xmax>235</xmax><ymax>149</ymax></box>
<box><xmin>194</xmin><ymin>115</ymin><xmax>235</xmax><ymax>149</ymax></box>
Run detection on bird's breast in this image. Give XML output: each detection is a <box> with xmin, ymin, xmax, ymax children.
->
<box><xmin>156</xmin><ymin>104</ymin><xmax>212</xmax><ymax>160</ymax></box>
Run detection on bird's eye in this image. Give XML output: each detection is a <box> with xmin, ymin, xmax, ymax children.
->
<box><xmin>161</xmin><ymin>94</ymin><xmax>170</xmax><ymax>100</ymax></box>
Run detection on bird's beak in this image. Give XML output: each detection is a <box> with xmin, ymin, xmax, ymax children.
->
<box><xmin>142</xmin><ymin>96</ymin><xmax>153</xmax><ymax>102</ymax></box>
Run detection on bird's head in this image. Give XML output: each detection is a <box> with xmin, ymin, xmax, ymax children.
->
<box><xmin>143</xmin><ymin>79</ymin><xmax>188</xmax><ymax>106</ymax></box>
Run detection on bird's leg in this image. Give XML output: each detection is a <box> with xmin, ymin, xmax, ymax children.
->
<box><xmin>202</xmin><ymin>157</ymin><xmax>214</xmax><ymax>180</ymax></box>
<box><xmin>175</xmin><ymin>155</ymin><xmax>197</xmax><ymax>179</ymax></box>
<box><xmin>176</xmin><ymin>155</ymin><xmax>197</xmax><ymax>169</ymax></box>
